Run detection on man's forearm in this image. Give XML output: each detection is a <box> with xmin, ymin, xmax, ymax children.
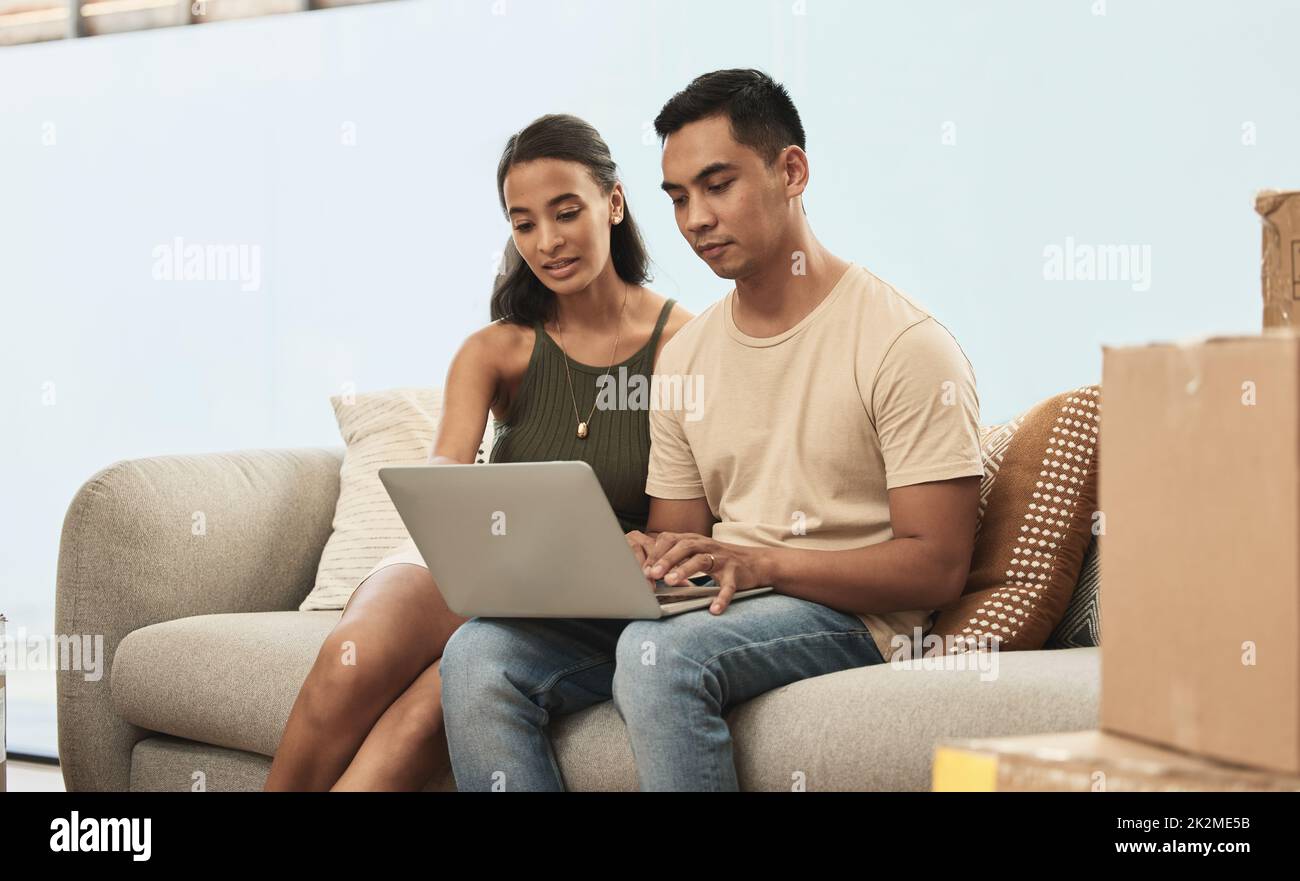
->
<box><xmin>756</xmin><ymin>538</ymin><xmax>968</xmax><ymax>614</ymax></box>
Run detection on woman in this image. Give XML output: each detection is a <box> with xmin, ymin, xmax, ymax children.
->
<box><xmin>264</xmin><ymin>114</ymin><xmax>692</xmax><ymax>791</ymax></box>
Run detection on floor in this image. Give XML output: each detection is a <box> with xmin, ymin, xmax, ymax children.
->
<box><xmin>5</xmin><ymin>758</ymin><xmax>66</xmax><ymax>792</ymax></box>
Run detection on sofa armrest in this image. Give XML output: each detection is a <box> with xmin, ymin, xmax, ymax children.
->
<box><xmin>55</xmin><ymin>446</ymin><xmax>343</xmax><ymax>791</ymax></box>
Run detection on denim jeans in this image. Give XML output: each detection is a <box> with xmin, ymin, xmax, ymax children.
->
<box><xmin>438</xmin><ymin>588</ymin><xmax>886</xmax><ymax>791</ymax></box>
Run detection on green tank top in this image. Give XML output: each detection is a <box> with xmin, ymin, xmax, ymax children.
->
<box><xmin>489</xmin><ymin>298</ymin><xmax>677</xmax><ymax>533</ymax></box>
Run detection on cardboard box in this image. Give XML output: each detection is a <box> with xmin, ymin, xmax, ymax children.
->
<box><xmin>933</xmin><ymin>730</ymin><xmax>1300</xmax><ymax>792</ymax></box>
<box><xmin>1257</xmin><ymin>190</ymin><xmax>1300</xmax><ymax>330</ymax></box>
<box><xmin>1100</xmin><ymin>333</ymin><xmax>1300</xmax><ymax>774</ymax></box>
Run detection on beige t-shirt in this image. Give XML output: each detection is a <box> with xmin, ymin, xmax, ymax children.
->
<box><xmin>646</xmin><ymin>261</ymin><xmax>983</xmax><ymax>661</ymax></box>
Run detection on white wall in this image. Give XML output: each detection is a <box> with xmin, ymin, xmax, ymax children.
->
<box><xmin>3</xmin><ymin>0</ymin><xmax>1299</xmax><ymax>755</ymax></box>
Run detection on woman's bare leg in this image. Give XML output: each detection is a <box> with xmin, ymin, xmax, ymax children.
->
<box><xmin>330</xmin><ymin>657</ymin><xmax>451</xmax><ymax>791</ymax></box>
<box><xmin>263</xmin><ymin>563</ymin><xmax>466</xmax><ymax>791</ymax></box>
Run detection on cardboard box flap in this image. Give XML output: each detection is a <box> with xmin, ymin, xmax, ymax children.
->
<box><xmin>1256</xmin><ymin>188</ymin><xmax>1300</xmax><ymax>217</ymax></box>
<box><xmin>1257</xmin><ymin>189</ymin><xmax>1300</xmax><ymax>329</ymax></box>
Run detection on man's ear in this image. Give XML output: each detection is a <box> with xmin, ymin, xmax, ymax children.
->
<box><xmin>781</xmin><ymin>146</ymin><xmax>810</xmax><ymax>200</ymax></box>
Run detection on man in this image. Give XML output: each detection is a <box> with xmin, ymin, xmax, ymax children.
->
<box><xmin>438</xmin><ymin>68</ymin><xmax>983</xmax><ymax>791</ymax></box>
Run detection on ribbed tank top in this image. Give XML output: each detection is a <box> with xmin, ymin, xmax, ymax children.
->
<box><xmin>490</xmin><ymin>298</ymin><xmax>677</xmax><ymax>533</ymax></box>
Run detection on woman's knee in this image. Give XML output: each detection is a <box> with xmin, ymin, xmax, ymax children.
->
<box><xmin>300</xmin><ymin>616</ymin><xmax>428</xmax><ymax>725</ymax></box>
<box><xmin>346</xmin><ymin>564</ymin><xmax>467</xmax><ymax>655</ymax></box>
<box><xmin>296</xmin><ymin>635</ymin><xmax>386</xmax><ymax>726</ymax></box>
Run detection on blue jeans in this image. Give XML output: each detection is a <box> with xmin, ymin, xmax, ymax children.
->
<box><xmin>438</xmin><ymin>590</ymin><xmax>886</xmax><ymax>791</ymax></box>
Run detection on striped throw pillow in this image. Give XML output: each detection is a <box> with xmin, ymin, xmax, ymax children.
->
<box><xmin>299</xmin><ymin>387</ymin><xmax>493</xmax><ymax>611</ymax></box>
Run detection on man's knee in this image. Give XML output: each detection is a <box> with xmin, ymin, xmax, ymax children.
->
<box><xmin>438</xmin><ymin>619</ymin><xmax>502</xmax><ymax>707</ymax></box>
<box><xmin>612</xmin><ymin>621</ymin><xmax>707</xmax><ymax>715</ymax></box>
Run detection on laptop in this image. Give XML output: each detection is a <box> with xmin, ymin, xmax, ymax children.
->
<box><xmin>377</xmin><ymin>460</ymin><xmax>773</xmax><ymax>618</ymax></box>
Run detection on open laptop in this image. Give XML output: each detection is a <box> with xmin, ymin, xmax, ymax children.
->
<box><xmin>377</xmin><ymin>460</ymin><xmax>773</xmax><ymax>618</ymax></box>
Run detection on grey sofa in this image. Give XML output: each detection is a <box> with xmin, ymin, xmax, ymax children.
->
<box><xmin>55</xmin><ymin>446</ymin><xmax>1100</xmax><ymax>792</ymax></box>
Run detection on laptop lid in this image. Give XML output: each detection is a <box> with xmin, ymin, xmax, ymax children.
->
<box><xmin>377</xmin><ymin>460</ymin><xmax>660</xmax><ymax>618</ymax></box>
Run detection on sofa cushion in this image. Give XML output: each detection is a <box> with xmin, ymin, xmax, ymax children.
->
<box><xmin>300</xmin><ymin>387</ymin><xmax>442</xmax><ymax>611</ymax></box>
<box><xmin>725</xmin><ymin>645</ymin><xmax>1100</xmax><ymax>790</ymax></box>
<box><xmin>931</xmin><ymin>385</ymin><xmax>1101</xmax><ymax>652</ymax></box>
<box><xmin>114</xmin><ymin>610</ymin><xmax>1100</xmax><ymax>790</ymax></box>
<box><xmin>300</xmin><ymin>387</ymin><xmax>495</xmax><ymax>611</ymax></box>
<box><xmin>113</xmin><ymin>611</ymin><xmax>342</xmax><ymax>757</ymax></box>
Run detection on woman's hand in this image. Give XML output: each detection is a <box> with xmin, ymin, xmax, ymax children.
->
<box><xmin>638</xmin><ymin>532</ymin><xmax>773</xmax><ymax>615</ymax></box>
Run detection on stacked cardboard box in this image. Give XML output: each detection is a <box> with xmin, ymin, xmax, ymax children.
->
<box><xmin>934</xmin><ymin>191</ymin><xmax>1300</xmax><ymax>792</ymax></box>
<box><xmin>933</xmin><ymin>730</ymin><xmax>1300</xmax><ymax>792</ymax></box>
<box><xmin>1099</xmin><ymin>330</ymin><xmax>1300</xmax><ymax>774</ymax></box>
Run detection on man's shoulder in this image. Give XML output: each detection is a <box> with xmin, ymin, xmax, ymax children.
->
<box><xmin>844</xmin><ymin>264</ymin><xmax>936</xmax><ymax>334</ymax></box>
<box><xmin>841</xmin><ymin>265</ymin><xmax>974</xmax><ymax>379</ymax></box>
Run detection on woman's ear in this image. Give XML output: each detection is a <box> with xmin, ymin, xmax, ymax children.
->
<box><xmin>610</xmin><ymin>184</ymin><xmax>625</xmax><ymax>225</ymax></box>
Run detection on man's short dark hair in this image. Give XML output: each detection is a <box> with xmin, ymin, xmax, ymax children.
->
<box><xmin>653</xmin><ymin>68</ymin><xmax>806</xmax><ymax>166</ymax></box>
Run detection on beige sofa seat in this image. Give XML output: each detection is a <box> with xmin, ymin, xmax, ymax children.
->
<box><xmin>112</xmin><ymin>611</ymin><xmax>342</xmax><ymax>759</ymax></box>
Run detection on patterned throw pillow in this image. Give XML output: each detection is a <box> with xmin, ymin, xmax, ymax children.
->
<box><xmin>1045</xmin><ymin>534</ymin><xmax>1101</xmax><ymax>649</ymax></box>
<box><xmin>929</xmin><ymin>385</ymin><xmax>1101</xmax><ymax>653</ymax></box>
<box><xmin>299</xmin><ymin>387</ymin><xmax>494</xmax><ymax>611</ymax></box>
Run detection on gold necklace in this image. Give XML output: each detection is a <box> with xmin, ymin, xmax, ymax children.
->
<box><xmin>553</xmin><ymin>284</ymin><xmax>629</xmax><ymax>439</ymax></box>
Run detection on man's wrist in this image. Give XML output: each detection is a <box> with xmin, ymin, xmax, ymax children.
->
<box><xmin>753</xmin><ymin>546</ymin><xmax>782</xmax><ymax>588</ymax></box>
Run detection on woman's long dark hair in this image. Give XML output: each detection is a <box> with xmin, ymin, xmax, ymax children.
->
<box><xmin>490</xmin><ymin>114</ymin><xmax>652</xmax><ymax>326</ymax></box>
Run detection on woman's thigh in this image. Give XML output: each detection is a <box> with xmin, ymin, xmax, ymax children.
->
<box><xmin>332</xmin><ymin>563</ymin><xmax>469</xmax><ymax>673</ymax></box>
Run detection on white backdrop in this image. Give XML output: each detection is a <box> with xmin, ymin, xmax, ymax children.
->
<box><xmin>3</xmin><ymin>0</ymin><xmax>1298</xmax><ymax>756</ymax></box>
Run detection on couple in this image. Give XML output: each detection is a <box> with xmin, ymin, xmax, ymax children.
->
<box><xmin>265</xmin><ymin>68</ymin><xmax>984</xmax><ymax>792</ymax></box>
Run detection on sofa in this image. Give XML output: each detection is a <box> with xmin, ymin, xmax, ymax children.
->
<box><xmin>55</xmin><ymin>445</ymin><xmax>1100</xmax><ymax>792</ymax></box>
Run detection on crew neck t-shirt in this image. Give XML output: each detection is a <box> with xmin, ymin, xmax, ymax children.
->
<box><xmin>645</xmin><ymin>261</ymin><xmax>984</xmax><ymax>660</ymax></box>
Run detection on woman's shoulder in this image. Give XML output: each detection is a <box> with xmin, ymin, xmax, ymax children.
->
<box><xmin>455</xmin><ymin>318</ymin><xmax>536</xmax><ymax>372</ymax></box>
<box><xmin>470</xmin><ymin>317</ymin><xmax>535</xmax><ymax>351</ymax></box>
<box><xmin>638</xmin><ymin>288</ymin><xmax>693</xmax><ymax>341</ymax></box>
<box><xmin>638</xmin><ymin>288</ymin><xmax>694</xmax><ymax>366</ymax></box>
<box><xmin>663</xmin><ymin>302</ymin><xmax>695</xmax><ymax>344</ymax></box>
